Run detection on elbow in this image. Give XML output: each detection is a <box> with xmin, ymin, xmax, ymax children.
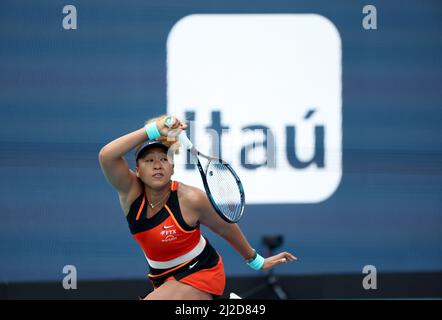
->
<box><xmin>205</xmin><ymin>223</ymin><xmax>226</xmax><ymax>238</ymax></box>
<box><xmin>98</xmin><ymin>146</ymin><xmax>111</xmax><ymax>166</ymax></box>
<box><xmin>215</xmin><ymin>225</ymin><xmax>228</xmax><ymax>238</ymax></box>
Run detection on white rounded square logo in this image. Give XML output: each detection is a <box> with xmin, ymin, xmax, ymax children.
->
<box><xmin>167</xmin><ymin>14</ymin><xmax>342</xmax><ymax>204</ymax></box>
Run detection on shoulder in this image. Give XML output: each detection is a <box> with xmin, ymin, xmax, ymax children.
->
<box><xmin>176</xmin><ymin>182</ymin><xmax>209</xmax><ymax>210</ymax></box>
<box><xmin>176</xmin><ymin>182</ymin><xmax>206</xmax><ymax>202</ymax></box>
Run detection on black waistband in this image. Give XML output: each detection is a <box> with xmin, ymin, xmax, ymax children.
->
<box><xmin>148</xmin><ymin>237</ymin><xmax>219</xmax><ymax>280</ymax></box>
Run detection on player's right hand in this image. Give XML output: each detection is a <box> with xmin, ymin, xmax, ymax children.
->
<box><xmin>156</xmin><ymin>115</ymin><xmax>187</xmax><ymax>137</ymax></box>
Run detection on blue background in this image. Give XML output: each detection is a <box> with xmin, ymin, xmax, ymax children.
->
<box><xmin>0</xmin><ymin>0</ymin><xmax>441</xmax><ymax>282</ymax></box>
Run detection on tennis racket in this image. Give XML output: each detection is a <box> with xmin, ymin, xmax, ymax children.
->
<box><xmin>178</xmin><ymin>131</ymin><xmax>245</xmax><ymax>223</ymax></box>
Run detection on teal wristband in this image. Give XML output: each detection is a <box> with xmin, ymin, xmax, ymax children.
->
<box><xmin>247</xmin><ymin>252</ymin><xmax>265</xmax><ymax>270</ymax></box>
<box><xmin>145</xmin><ymin>122</ymin><xmax>161</xmax><ymax>140</ymax></box>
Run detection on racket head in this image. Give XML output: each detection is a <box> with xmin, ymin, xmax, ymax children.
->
<box><xmin>202</xmin><ymin>158</ymin><xmax>245</xmax><ymax>223</ymax></box>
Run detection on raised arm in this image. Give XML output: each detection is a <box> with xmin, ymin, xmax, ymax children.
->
<box><xmin>98</xmin><ymin>115</ymin><xmax>187</xmax><ymax>195</ymax></box>
<box><xmin>98</xmin><ymin>127</ymin><xmax>147</xmax><ymax>195</ymax></box>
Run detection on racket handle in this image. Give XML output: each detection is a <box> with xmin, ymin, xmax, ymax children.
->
<box><xmin>178</xmin><ymin>131</ymin><xmax>193</xmax><ymax>150</ymax></box>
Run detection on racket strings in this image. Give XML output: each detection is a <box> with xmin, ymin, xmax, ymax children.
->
<box><xmin>205</xmin><ymin>160</ymin><xmax>243</xmax><ymax>222</ymax></box>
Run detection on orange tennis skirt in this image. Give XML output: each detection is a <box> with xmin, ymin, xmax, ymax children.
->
<box><xmin>146</xmin><ymin>238</ymin><xmax>226</xmax><ymax>297</ymax></box>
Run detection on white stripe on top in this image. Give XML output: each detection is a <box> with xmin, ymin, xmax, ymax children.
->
<box><xmin>145</xmin><ymin>235</ymin><xmax>206</xmax><ymax>269</ymax></box>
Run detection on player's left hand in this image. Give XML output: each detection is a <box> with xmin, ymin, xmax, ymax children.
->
<box><xmin>261</xmin><ymin>252</ymin><xmax>297</xmax><ymax>270</ymax></box>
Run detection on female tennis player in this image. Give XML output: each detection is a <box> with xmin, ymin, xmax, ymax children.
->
<box><xmin>98</xmin><ymin>114</ymin><xmax>297</xmax><ymax>300</ymax></box>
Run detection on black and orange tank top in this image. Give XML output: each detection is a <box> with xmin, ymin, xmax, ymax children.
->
<box><xmin>126</xmin><ymin>181</ymin><xmax>203</xmax><ymax>268</ymax></box>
